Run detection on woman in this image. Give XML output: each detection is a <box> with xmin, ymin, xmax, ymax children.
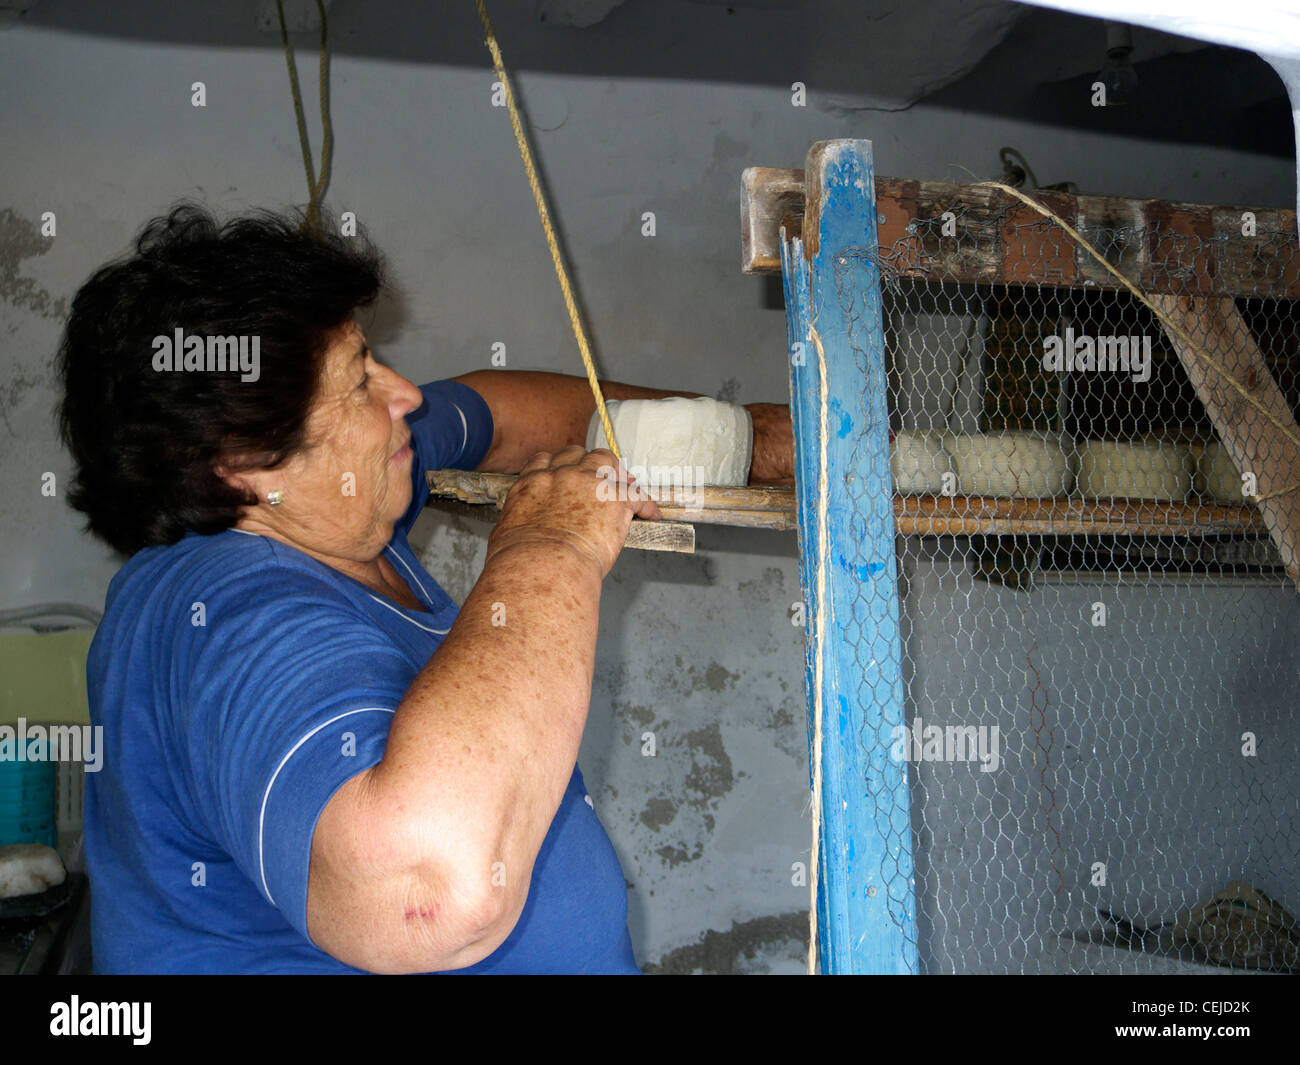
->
<box><xmin>57</xmin><ymin>204</ymin><xmax>794</xmax><ymax>974</ymax></box>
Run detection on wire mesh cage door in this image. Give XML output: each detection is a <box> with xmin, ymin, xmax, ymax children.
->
<box><xmin>780</xmin><ymin>138</ymin><xmax>1300</xmax><ymax>975</ymax></box>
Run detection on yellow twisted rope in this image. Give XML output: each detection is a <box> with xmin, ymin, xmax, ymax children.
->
<box><xmin>473</xmin><ymin>0</ymin><xmax>621</xmax><ymax>461</ymax></box>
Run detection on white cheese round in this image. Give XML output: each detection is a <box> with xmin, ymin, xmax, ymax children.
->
<box><xmin>891</xmin><ymin>431</ymin><xmax>953</xmax><ymax>494</ymax></box>
<box><xmin>1076</xmin><ymin>439</ymin><xmax>1192</xmax><ymax>501</ymax></box>
<box><xmin>585</xmin><ymin>397</ymin><xmax>753</xmax><ymax>488</ymax></box>
<box><xmin>0</xmin><ymin>843</ymin><xmax>66</xmax><ymax>899</ymax></box>
<box><xmin>943</xmin><ymin>432</ymin><xmax>1072</xmax><ymax>498</ymax></box>
<box><xmin>1197</xmin><ymin>441</ymin><xmax>1248</xmax><ymax>503</ymax></box>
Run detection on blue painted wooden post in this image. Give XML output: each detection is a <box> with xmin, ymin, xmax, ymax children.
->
<box><xmin>782</xmin><ymin>140</ymin><xmax>918</xmax><ymax>974</ymax></box>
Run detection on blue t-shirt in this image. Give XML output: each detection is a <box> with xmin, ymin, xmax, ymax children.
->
<box><xmin>84</xmin><ymin>379</ymin><xmax>639</xmax><ymax>974</ymax></box>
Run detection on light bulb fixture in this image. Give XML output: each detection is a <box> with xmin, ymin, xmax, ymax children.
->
<box><xmin>1098</xmin><ymin>21</ymin><xmax>1139</xmax><ymax>107</ymax></box>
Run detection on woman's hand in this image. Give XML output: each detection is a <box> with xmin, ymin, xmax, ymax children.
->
<box><xmin>484</xmin><ymin>446</ymin><xmax>661</xmax><ymax>579</ymax></box>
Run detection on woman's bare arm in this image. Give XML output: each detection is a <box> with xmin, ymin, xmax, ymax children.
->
<box><xmin>305</xmin><ymin>448</ymin><xmax>656</xmax><ymax>973</ymax></box>
<box><xmin>452</xmin><ymin>369</ymin><xmax>794</xmax><ymax>485</ymax></box>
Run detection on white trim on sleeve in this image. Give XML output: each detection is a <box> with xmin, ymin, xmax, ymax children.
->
<box><xmin>450</xmin><ymin>402</ymin><xmax>468</xmax><ymax>457</ymax></box>
<box><xmin>258</xmin><ymin>706</ymin><xmax>396</xmax><ymax>907</ymax></box>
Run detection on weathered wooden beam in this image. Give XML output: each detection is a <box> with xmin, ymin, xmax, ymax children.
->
<box><xmin>425</xmin><ymin>469</ymin><xmax>696</xmax><ymax>553</ymax></box>
<box><xmin>741</xmin><ymin>168</ymin><xmax>1300</xmax><ymax>299</ymax></box>
<box><xmin>621</xmin><ymin>521</ymin><xmax>695</xmax><ymax>553</ymax></box>
<box><xmin>427</xmin><ymin>469</ymin><xmax>795</xmax><ymax>529</ymax></box>
<box><xmin>740</xmin><ymin>167</ymin><xmax>805</xmax><ymax>275</ymax></box>
<box><xmin>894</xmin><ymin>495</ymin><xmax>1261</xmax><ymax>537</ymax></box>
<box><xmin>429</xmin><ymin>470</ymin><xmax>1267</xmax><ymax>538</ymax></box>
<box><xmin>1151</xmin><ymin>294</ymin><xmax>1300</xmax><ymax>589</ymax></box>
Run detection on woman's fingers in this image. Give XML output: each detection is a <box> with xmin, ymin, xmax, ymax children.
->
<box><xmin>581</xmin><ymin>449</ymin><xmax>664</xmax><ymax>520</ymax></box>
<box><xmin>548</xmin><ymin>444</ymin><xmax>591</xmax><ymax>468</ymax></box>
<box><xmin>519</xmin><ymin>451</ymin><xmax>555</xmax><ymax>475</ymax></box>
<box><xmin>627</xmin><ymin>483</ymin><xmax>661</xmax><ymax>521</ymax></box>
<box><xmin>520</xmin><ymin>445</ymin><xmax>589</xmax><ymax>477</ymax></box>
<box><xmin>502</xmin><ymin>446</ymin><xmax>663</xmax><ymax>574</ymax></box>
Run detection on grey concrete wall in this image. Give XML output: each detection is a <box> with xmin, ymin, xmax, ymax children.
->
<box><xmin>2</xmin><ymin>1</ymin><xmax>1295</xmax><ymax>972</ymax></box>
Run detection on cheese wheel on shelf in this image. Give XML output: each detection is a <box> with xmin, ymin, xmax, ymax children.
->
<box><xmin>585</xmin><ymin>397</ymin><xmax>753</xmax><ymax>488</ymax></box>
<box><xmin>891</xmin><ymin>431</ymin><xmax>953</xmax><ymax>495</ymax></box>
<box><xmin>1076</xmin><ymin>439</ymin><xmax>1192</xmax><ymax>501</ymax></box>
<box><xmin>942</xmin><ymin>432</ymin><xmax>1072</xmax><ymax>498</ymax></box>
<box><xmin>1197</xmin><ymin>441</ymin><xmax>1247</xmax><ymax>503</ymax></box>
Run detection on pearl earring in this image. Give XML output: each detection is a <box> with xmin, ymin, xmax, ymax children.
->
<box><xmin>267</xmin><ymin>489</ymin><xmax>285</xmax><ymax>506</ymax></box>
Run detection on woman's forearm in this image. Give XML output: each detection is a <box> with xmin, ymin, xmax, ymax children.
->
<box><xmin>453</xmin><ymin>369</ymin><xmax>796</xmax><ymax>484</ymax></box>
<box><xmin>367</xmin><ymin>536</ymin><xmax>605</xmax><ymax>958</ymax></box>
<box><xmin>453</xmin><ymin>369</ymin><xmax>701</xmax><ymax>472</ymax></box>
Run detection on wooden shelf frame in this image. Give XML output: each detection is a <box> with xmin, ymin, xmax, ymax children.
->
<box><xmin>743</xmin><ymin>164</ymin><xmax>1300</xmax><ymax>586</ymax></box>
<box><xmin>422</xmin><ymin>169</ymin><xmax>1297</xmax><ymax>569</ymax></box>
<box><xmin>891</xmin><ymin>495</ymin><xmax>1260</xmax><ymax>536</ymax></box>
<box><xmin>426</xmin><ymin>470</ymin><xmax>1263</xmax><ymax>542</ymax></box>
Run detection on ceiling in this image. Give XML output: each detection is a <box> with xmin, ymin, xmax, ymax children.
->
<box><xmin>1</xmin><ymin>0</ymin><xmax>1292</xmax><ymax>159</ymax></box>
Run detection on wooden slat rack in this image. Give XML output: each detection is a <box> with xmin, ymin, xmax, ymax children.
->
<box><xmin>742</xmin><ymin>165</ymin><xmax>1300</xmax><ymax>586</ymax></box>
<box><xmin>426</xmin><ymin>470</ymin><xmax>1264</xmax><ymax>549</ymax></box>
<box><xmin>893</xmin><ymin>495</ymin><xmax>1260</xmax><ymax>536</ymax></box>
<box><xmin>423</xmin><ymin>168</ymin><xmax>1296</xmax><ymax>569</ymax></box>
<box><xmin>426</xmin><ymin>470</ymin><xmax>794</xmax><ymax>554</ymax></box>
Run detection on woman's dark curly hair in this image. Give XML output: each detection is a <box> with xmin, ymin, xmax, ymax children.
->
<box><xmin>57</xmin><ymin>203</ymin><xmax>385</xmax><ymax>555</ymax></box>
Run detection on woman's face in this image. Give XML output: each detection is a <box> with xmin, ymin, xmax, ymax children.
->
<box><xmin>231</xmin><ymin>320</ymin><xmax>424</xmax><ymax>563</ymax></box>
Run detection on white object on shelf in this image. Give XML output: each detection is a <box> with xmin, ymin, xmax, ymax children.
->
<box><xmin>1077</xmin><ymin>439</ymin><xmax>1193</xmax><ymax>501</ymax></box>
<box><xmin>943</xmin><ymin>432</ymin><xmax>1073</xmax><ymax>498</ymax></box>
<box><xmin>891</xmin><ymin>431</ymin><xmax>954</xmax><ymax>494</ymax></box>
<box><xmin>585</xmin><ymin>397</ymin><xmax>753</xmax><ymax>488</ymax></box>
<box><xmin>1197</xmin><ymin>441</ymin><xmax>1248</xmax><ymax>503</ymax></box>
<box><xmin>0</xmin><ymin>843</ymin><xmax>66</xmax><ymax>899</ymax></box>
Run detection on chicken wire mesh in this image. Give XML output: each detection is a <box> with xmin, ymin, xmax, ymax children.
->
<box><xmin>794</xmin><ymin>200</ymin><xmax>1300</xmax><ymax>975</ymax></box>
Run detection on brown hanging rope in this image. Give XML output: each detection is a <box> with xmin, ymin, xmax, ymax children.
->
<box><xmin>275</xmin><ymin>0</ymin><xmax>333</xmax><ymax>232</ymax></box>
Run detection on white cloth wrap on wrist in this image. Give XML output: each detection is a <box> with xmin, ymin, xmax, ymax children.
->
<box><xmin>585</xmin><ymin>397</ymin><xmax>753</xmax><ymax>489</ymax></box>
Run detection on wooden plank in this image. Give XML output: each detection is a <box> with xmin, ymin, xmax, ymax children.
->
<box><xmin>741</xmin><ymin>171</ymin><xmax>1300</xmax><ymax>299</ymax></box>
<box><xmin>1151</xmin><ymin>294</ymin><xmax>1300</xmax><ymax>588</ymax></box>
<box><xmin>741</xmin><ymin>167</ymin><xmax>804</xmax><ymax>274</ymax></box>
<box><xmin>656</xmin><ymin>506</ymin><xmax>794</xmax><ymax>531</ymax></box>
<box><xmin>893</xmin><ymin>495</ymin><xmax>1262</xmax><ymax>537</ymax></box>
<box><xmin>428</xmin><ymin>470</ymin><xmax>1265</xmax><ymax>537</ymax></box>
<box><xmin>790</xmin><ymin>139</ymin><xmax>918</xmax><ymax>975</ymax></box>
<box><xmin>424</xmin><ymin>469</ymin><xmax>696</xmax><ymax>554</ymax></box>
<box><xmin>624</xmin><ymin>521</ymin><xmax>695</xmax><ymax>553</ymax></box>
<box><xmin>427</xmin><ymin>470</ymin><xmax>796</xmax><ymax>528</ymax></box>
<box><xmin>428</xmin><ymin>469</ymin><xmax>513</xmax><ymax>506</ymax></box>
